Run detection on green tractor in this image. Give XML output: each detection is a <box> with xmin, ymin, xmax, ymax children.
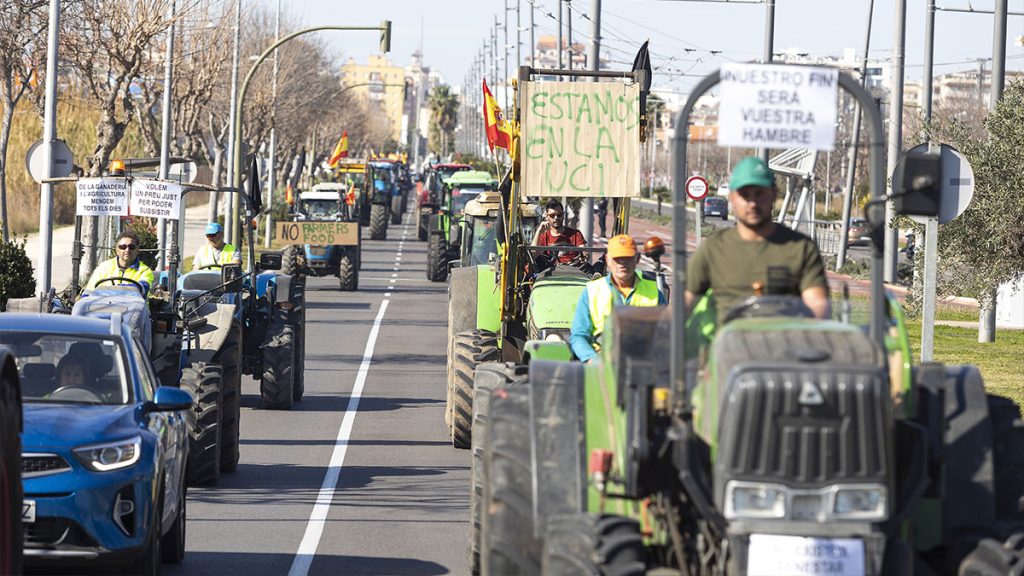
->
<box><xmin>426</xmin><ymin>171</ymin><xmax>498</xmax><ymax>282</ymax></box>
<box><xmin>474</xmin><ymin>63</ymin><xmax>1024</xmax><ymax>576</ymax></box>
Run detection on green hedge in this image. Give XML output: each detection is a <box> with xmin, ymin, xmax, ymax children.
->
<box><xmin>0</xmin><ymin>236</ymin><xmax>36</xmax><ymax>310</ymax></box>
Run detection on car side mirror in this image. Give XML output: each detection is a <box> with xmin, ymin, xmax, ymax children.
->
<box><xmin>259</xmin><ymin>252</ymin><xmax>283</xmax><ymax>271</ymax></box>
<box><xmin>894</xmin><ymin>149</ymin><xmax>942</xmax><ymax>217</ymax></box>
<box><xmin>221</xmin><ymin>263</ymin><xmax>243</xmax><ymax>292</ymax></box>
<box><xmin>147</xmin><ymin>386</ymin><xmax>193</xmax><ymax>412</ymax></box>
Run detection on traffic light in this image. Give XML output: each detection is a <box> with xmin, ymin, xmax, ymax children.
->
<box><xmin>380</xmin><ymin>20</ymin><xmax>392</xmax><ymax>54</ymax></box>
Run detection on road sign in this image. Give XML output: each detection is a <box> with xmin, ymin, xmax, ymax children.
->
<box><xmin>76</xmin><ymin>178</ymin><xmax>129</xmax><ymax>216</ymax></box>
<box><xmin>130</xmin><ymin>179</ymin><xmax>184</xmax><ymax>219</ymax></box>
<box><xmin>902</xmin><ymin>143</ymin><xmax>974</xmax><ymax>225</ymax></box>
<box><xmin>718</xmin><ymin>63</ymin><xmax>839</xmax><ymax>151</ymax></box>
<box><xmin>685</xmin><ymin>176</ymin><xmax>709</xmax><ymax>201</ymax></box>
<box><xmin>25</xmin><ymin>139</ymin><xmax>74</xmax><ymax>183</ymax></box>
<box><xmin>276</xmin><ymin>221</ymin><xmax>358</xmax><ymax>245</ymax></box>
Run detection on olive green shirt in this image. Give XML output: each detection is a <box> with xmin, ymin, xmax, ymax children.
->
<box><xmin>687</xmin><ymin>225</ymin><xmax>828</xmax><ymax>322</ymax></box>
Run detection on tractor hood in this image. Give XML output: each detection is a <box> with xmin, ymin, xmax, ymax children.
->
<box><xmin>527</xmin><ymin>272</ymin><xmax>591</xmax><ymax>337</ymax></box>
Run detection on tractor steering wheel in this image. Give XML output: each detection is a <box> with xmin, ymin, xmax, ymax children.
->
<box><xmin>198</xmin><ymin>264</ymin><xmax>223</xmax><ymax>271</ymax></box>
<box><xmin>722</xmin><ymin>296</ymin><xmax>814</xmax><ymax>324</ymax></box>
<box><xmin>48</xmin><ymin>386</ymin><xmax>104</xmax><ymax>403</ymax></box>
<box><xmin>93</xmin><ymin>276</ymin><xmax>146</xmax><ymax>296</ymax></box>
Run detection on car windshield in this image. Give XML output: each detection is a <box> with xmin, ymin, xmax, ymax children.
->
<box><xmin>706</xmin><ymin>197</ymin><xmax>727</xmax><ymax>206</ymax></box>
<box><xmin>299</xmin><ymin>199</ymin><xmax>341</xmax><ymax>218</ymax></box>
<box><xmin>0</xmin><ymin>333</ymin><xmax>130</xmax><ymax>405</ymax></box>
<box><xmin>342</xmin><ymin>172</ymin><xmax>366</xmax><ymax>188</ymax></box>
<box><xmin>452</xmin><ymin>186</ymin><xmax>487</xmax><ymax>212</ymax></box>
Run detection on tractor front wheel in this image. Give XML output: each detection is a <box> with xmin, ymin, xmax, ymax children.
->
<box><xmin>449</xmin><ymin>330</ymin><xmax>499</xmax><ymax>449</ymax></box>
<box><xmin>369</xmin><ymin>203</ymin><xmax>388</xmax><ymax>240</ymax></box>
<box><xmin>390</xmin><ymin>195</ymin><xmax>403</xmax><ymax>224</ymax></box>
<box><xmin>182</xmin><ymin>362</ymin><xmax>222</xmax><ymax>486</ymax></box>
<box><xmin>260</xmin><ymin>313</ymin><xmax>295</xmax><ymax>410</ymax></box>
<box><xmin>426</xmin><ymin>233</ymin><xmax>449</xmax><ymax>282</ymax></box>
<box><xmin>339</xmin><ymin>250</ymin><xmax>358</xmax><ymax>291</ymax></box>
<box><xmin>418</xmin><ymin>210</ymin><xmax>430</xmax><ymax>241</ymax></box>
<box><xmin>541</xmin><ymin>513</ymin><xmax>646</xmax><ymax>576</ymax></box>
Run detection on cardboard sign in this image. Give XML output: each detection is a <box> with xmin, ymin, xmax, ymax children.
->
<box><xmin>130</xmin><ymin>179</ymin><xmax>184</xmax><ymax>219</ymax></box>
<box><xmin>76</xmin><ymin>178</ymin><xmax>129</xmax><ymax>216</ymax></box>
<box><xmin>718</xmin><ymin>63</ymin><xmax>839</xmax><ymax>151</ymax></box>
<box><xmin>520</xmin><ymin>81</ymin><xmax>640</xmax><ymax>197</ymax></box>
<box><xmin>276</xmin><ymin>221</ymin><xmax>358</xmax><ymax>245</ymax></box>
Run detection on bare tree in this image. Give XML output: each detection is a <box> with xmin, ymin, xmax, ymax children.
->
<box><xmin>0</xmin><ymin>1</ymin><xmax>48</xmax><ymax>242</ymax></box>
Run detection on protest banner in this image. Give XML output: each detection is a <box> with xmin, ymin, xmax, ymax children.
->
<box><xmin>276</xmin><ymin>221</ymin><xmax>358</xmax><ymax>245</ymax></box>
<box><xmin>76</xmin><ymin>178</ymin><xmax>129</xmax><ymax>216</ymax></box>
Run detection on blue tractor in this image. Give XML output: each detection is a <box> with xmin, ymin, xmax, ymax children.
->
<box><xmin>285</xmin><ymin>182</ymin><xmax>361</xmax><ymax>291</ymax></box>
<box><xmin>368</xmin><ymin>161</ymin><xmax>403</xmax><ymax>239</ymax></box>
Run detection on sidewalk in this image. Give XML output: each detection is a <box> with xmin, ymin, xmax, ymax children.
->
<box><xmin>24</xmin><ymin>205</ymin><xmax>211</xmax><ymax>291</ymax></box>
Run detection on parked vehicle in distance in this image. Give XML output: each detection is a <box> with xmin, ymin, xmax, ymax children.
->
<box><xmin>2</xmin><ymin>313</ymin><xmax>192</xmax><ymax>575</ymax></box>
<box><xmin>848</xmin><ymin>217</ymin><xmax>871</xmax><ymax>246</ymax></box>
<box><xmin>703</xmin><ymin>195</ymin><xmax>729</xmax><ymax>220</ymax></box>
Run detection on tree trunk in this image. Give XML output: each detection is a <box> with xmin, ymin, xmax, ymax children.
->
<box><xmin>978</xmin><ymin>288</ymin><xmax>998</xmax><ymax>343</ymax></box>
<box><xmin>0</xmin><ymin>89</ymin><xmax>22</xmax><ymax>243</ymax></box>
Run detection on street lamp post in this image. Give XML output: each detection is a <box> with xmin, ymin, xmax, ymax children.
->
<box><xmin>230</xmin><ymin>22</ymin><xmax>392</xmax><ymax>244</ymax></box>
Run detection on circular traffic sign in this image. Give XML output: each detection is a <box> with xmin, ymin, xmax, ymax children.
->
<box><xmin>898</xmin><ymin>143</ymin><xmax>974</xmax><ymax>225</ymax></box>
<box><xmin>25</xmin><ymin>139</ymin><xmax>75</xmax><ymax>183</ymax></box>
<box><xmin>685</xmin><ymin>176</ymin><xmax>709</xmax><ymax>201</ymax></box>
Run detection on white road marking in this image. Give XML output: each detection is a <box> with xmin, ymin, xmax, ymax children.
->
<box><xmin>288</xmin><ymin>299</ymin><xmax>390</xmax><ymax>576</ymax></box>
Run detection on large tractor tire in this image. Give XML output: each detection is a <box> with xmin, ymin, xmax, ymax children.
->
<box><xmin>216</xmin><ymin>322</ymin><xmax>242</xmax><ymax>473</ymax></box>
<box><xmin>391</xmin><ymin>195</ymin><xmax>403</xmax><ymax>225</ymax></box>
<box><xmin>418</xmin><ymin>210</ymin><xmax>430</xmax><ymax>241</ymax></box>
<box><xmin>281</xmin><ymin>245</ymin><xmax>303</xmax><ymax>278</ymax></box>
<box><xmin>426</xmin><ymin>233</ymin><xmax>449</xmax><ymax>282</ymax></box>
<box><xmin>182</xmin><ymin>362</ymin><xmax>222</xmax><ymax>486</ymax></box>
<box><xmin>0</xmin><ymin>365</ymin><xmax>22</xmax><ymax>576</ymax></box>
<box><xmin>449</xmin><ymin>330</ymin><xmax>499</xmax><ymax>449</ymax></box>
<box><xmin>160</xmin><ymin>477</ymin><xmax>187</xmax><ymax>564</ymax></box>
<box><xmin>471</xmin><ymin>363</ymin><xmax>529</xmax><ymax>575</ymax></box>
<box><xmin>481</xmin><ymin>383</ymin><xmax>540</xmax><ymax>575</ymax></box>
<box><xmin>401</xmin><ymin>187</ymin><xmax>410</xmax><ymax>215</ymax></box>
<box><xmin>260</xmin><ymin>312</ymin><xmax>295</xmax><ymax>410</ymax></box>
<box><xmin>291</xmin><ymin>285</ymin><xmax>307</xmax><ymax>402</ymax></box>
<box><xmin>959</xmin><ymin>534</ymin><xmax>1024</xmax><ymax>576</ymax></box>
<box><xmin>541</xmin><ymin>514</ymin><xmax>646</xmax><ymax>576</ymax></box>
<box><xmin>988</xmin><ymin>395</ymin><xmax>1024</xmax><ymax>519</ymax></box>
<box><xmin>369</xmin><ymin>203</ymin><xmax>388</xmax><ymax>240</ymax></box>
<box><xmin>445</xmin><ymin>267</ymin><xmax>479</xmax><ymax>430</ymax></box>
<box><xmin>339</xmin><ymin>249</ymin><xmax>358</xmax><ymax>291</ymax></box>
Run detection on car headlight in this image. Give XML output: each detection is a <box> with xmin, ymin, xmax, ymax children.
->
<box><xmin>725</xmin><ymin>482</ymin><xmax>786</xmax><ymax>519</ymax></box>
<box><xmin>832</xmin><ymin>484</ymin><xmax>887</xmax><ymax>520</ymax></box>
<box><xmin>73</xmin><ymin>437</ymin><xmax>141</xmax><ymax>472</ymax></box>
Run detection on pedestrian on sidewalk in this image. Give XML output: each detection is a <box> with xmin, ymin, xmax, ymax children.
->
<box><xmin>596</xmin><ymin>198</ymin><xmax>608</xmax><ymax>238</ymax></box>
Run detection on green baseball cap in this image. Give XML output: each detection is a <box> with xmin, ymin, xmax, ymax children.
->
<box><xmin>729</xmin><ymin>156</ymin><xmax>775</xmax><ymax>190</ymax></box>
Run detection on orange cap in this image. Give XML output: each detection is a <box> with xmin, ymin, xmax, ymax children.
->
<box><xmin>607</xmin><ymin>234</ymin><xmax>637</xmax><ymax>258</ymax></box>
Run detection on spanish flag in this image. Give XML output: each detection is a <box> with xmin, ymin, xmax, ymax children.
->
<box><xmin>328</xmin><ymin>131</ymin><xmax>349</xmax><ymax>167</ymax></box>
<box><xmin>482</xmin><ymin>80</ymin><xmax>513</xmax><ymax>152</ymax></box>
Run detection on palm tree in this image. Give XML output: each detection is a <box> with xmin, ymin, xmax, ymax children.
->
<box><xmin>428</xmin><ymin>85</ymin><xmax>459</xmax><ymax>156</ymax></box>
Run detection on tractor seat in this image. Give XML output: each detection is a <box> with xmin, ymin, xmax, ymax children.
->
<box><xmin>180</xmin><ymin>272</ymin><xmax>224</xmax><ymax>294</ymax></box>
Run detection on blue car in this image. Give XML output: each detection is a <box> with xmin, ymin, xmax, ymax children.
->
<box><xmin>0</xmin><ymin>313</ymin><xmax>192</xmax><ymax>574</ymax></box>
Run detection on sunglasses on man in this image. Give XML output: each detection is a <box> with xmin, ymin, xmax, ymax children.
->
<box><xmin>117</xmin><ymin>243</ymin><xmax>138</xmax><ymax>251</ymax></box>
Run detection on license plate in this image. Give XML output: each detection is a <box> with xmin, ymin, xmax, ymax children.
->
<box><xmin>22</xmin><ymin>500</ymin><xmax>35</xmax><ymax>524</ymax></box>
<box><xmin>748</xmin><ymin>534</ymin><xmax>864</xmax><ymax>576</ymax></box>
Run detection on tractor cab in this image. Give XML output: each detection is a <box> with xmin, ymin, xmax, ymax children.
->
<box><xmin>458</xmin><ymin>191</ymin><xmax>538</xmax><ymax>267</ymax></box>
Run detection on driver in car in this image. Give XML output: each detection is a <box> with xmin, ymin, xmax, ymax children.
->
<box><xmin>532</xmin><ymin>198</ymin><xmax>586</xmax><ymax>266</ymax></box>
<box><xmin>82</xmin><ymin>230</ymin><xmax>155</xmax><ymax>297</ymax></box>
<box><xmin>684</xmin><ymin>156</ymin><xmax>830</xmax><ymax>323</ymax></box>
<box><xmin>191</xmin><ymin>222</ymin><xmax>241</xmax><ymax>271</ymax></box>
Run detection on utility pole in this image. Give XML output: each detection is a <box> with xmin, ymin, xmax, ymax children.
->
<box><xmin>37</xmin><ymin>0</ymin><xmax>61</xmax><ymax>297</ymax></box>
<box><xmin>516</xmin><ymin>0</ymin><xmax>522</xmax><ymax>69</ymax></box>
<box><xmin>503</xmin><ymin>1</ymin><xmax>509</xmax><ymax>112</ymax></box>
<box><xmin>759</xmin><ymin>0</ymin><xmax>775</xmax><ymax>163</ymax></box>
<box><xmin>156</xmin><ymin>0</ymin><xmax>175</xmax><ymax>270</ymax></box>
<box><xmin>264</xmin><ymin>0</ymin><xmax>281</xmax><ymax>248</ymax></box>
<box><xmin>529</xmin><ymin>0</ymin><xmax>536</xmax><ymax>67</ymax></box>
<box><xmin>492</xmin><ymin>19</ymin><xmax>499</xmax><ymax>89</ymax></box>
<box><xmin>558</xmin><ymin>0</ymin><xmax>564</xmax><ymax>68</ymax></box>
<box><xmin>581</xmin><ymin>0</ymin><xmax>601</xmax><ymax>245</ymax></box>
<box><xmin>567</xmin><ymin>0</ymin><xmax>573</xmax><ymax>71</ymax></box>
<box><xmin>884</xmin><ymin>0</ymin><xmax>906</xmax><ymax>284</ymax></box>
<box><xmin>981</xmin><ymin>0</ymin><xmax>1008</xmax><ymax>342</ymax></box>
<box><xmin>836</xmin><ymin>0</ymin><xmax>875</xmax><ymax>271</ymax></box>
<box><xmin>225</xmin><ymin>0</ymin><xmax>241</xmax><ymax>246</ymax></box>
<box><xmin>921</xmin><ymin>0</ymin><xmax>938</xmax><ymax>360</ymax></box>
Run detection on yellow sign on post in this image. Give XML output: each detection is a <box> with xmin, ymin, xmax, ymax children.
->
<box><xmin>276</xmin><ymin>221</ymin><xmax>359</xmax><ymax>245</ymax></box>
<box><xmin>520</xmin><ymin>80</ymin><xmax>641</xmax><ymax>197</ymax></box>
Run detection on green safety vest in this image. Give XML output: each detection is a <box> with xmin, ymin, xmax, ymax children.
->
<box><xmin>193</xmin><ymin>243</ymin><xmax>239</xmax><ymax>270</ymax></box>
<box><xmin>587</xmin><ymin>273</ymin><xmax>661</xmax><ymax>339</ymax></box>
<box><xmin>84</xmin><ymin>258</ymin><xmax>155</xmax><ymax>293</ymax></box>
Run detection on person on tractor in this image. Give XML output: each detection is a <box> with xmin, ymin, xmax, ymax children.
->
<box><xmin>191</xmin><ymin>222</ymin><xmax>241</xmax><ymax>271</ymax></box>
<box><xmin>684</xmin><ymin>156</ymin><xmax>831</xmax><ymax>323</ymax></box>
<box><xmin>532</xmin><ymin>198</ymin><xmax>587</xmax><ymax>267</ymax></box>
<box><xmin>81</xmin><ymin>230</ymin><xmax>155</xmax><ymax>297</ymax></box>
<box><xmin>569</xmin><ymin>233</ymin><xmax>666</xmax><ymax>363</ymax></box>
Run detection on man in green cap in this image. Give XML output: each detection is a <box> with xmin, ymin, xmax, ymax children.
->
<box><xmin>684</xmin><ymin>156</ymin><xmax>830</xmax><ymax>322</ymax></box>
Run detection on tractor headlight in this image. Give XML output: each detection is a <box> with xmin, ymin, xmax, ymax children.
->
<box><xmin>832</xmin><ymin>485</ymin><xmax>887</xmax><ymax>520</ymax></box>
<box><xmin>74</xmin><ymin>437</ymin><xmax>141</xmax><ymax>472</ymax></box>
<box><xmin>725</xmin><ymin>482</ymin><xmax>786</xmax><ymax>519</ymax></box>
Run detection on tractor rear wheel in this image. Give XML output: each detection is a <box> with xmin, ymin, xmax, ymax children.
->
<box><xmin>541</xmin><ymin>514</ymin><xmax>646</xmax><ymax>576</ymax></box>
<box><xmin>339</xmin><ymin>250</ymin><xmax>358</xmax><ymax>291</ymax></box>
<box><xmin>418</xmin><ymin>210</ymin><xmax>430</xmax><ymax>241</ymax></box>
<box><xmin>281</xmin><ymin>245</ymin><xmax>302</xmax><ymax>278</ymax></box>
<box><xmin>391</xmin><ymin>195</ymin><xmax>403</xmax><ymax>224</ymax></box>
<box><xmin>182</xmin><ymin>362</ymin><xmax>222</xmax><ymax>486</ymax></box>
<box><xmin>369</xmin><ymin>203</ymin><xmax>388</xmax><ymax>240</ymax></box>
<box><xmin>481</xmin><ymin>382</ymin><xmax>540</xmax><ymax>575</ymax></box>
<box><xmin>261</xmin><ymin>313</ymin><xmax>295</xmax><ymax>410</ymax></box>
<box><xmin>450</xmin><ymin>330</ymin><xmax>499</xmax><ymax>449</ymax></box>
<box><xmin>471</xmin><ymin>363</ymin><xmax>528</xmax><ymax>575</ymax></box>
<box><xmin>427</xmin><ymin>233</ymin><xmax>449</xmax><ymax>282</ymax></box>
<box><xmin>215</xmin><ymin>322</ymin><xmax>242</xmax><ymax>473</ymax></box>
<box><xmin>291</xmin><ymin>283</ymin><xmax>306</xmax><ymax>402</ymax></box>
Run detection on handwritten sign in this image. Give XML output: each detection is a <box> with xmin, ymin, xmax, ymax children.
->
<box><xmin>718</xmin><ymin>63</ymin><xmax>838</xmax><ymax>151</ymax></box>
<box><xmin>276</xmin><ymin>221</ymin><xmax>358</xmax><ymax>245</ymax></box>
<box><xmin>521</xmin><ymin>81</ymin><xmax>640</xmax><ymax>197</ymax></box>
<box><xmin>130</xmin><ymin>179</ymin><xmax>183</xmax><ymax>219</ymax></box>
<box><xmin>76</xmin><ymin>178</ymin><xmax>129</xmax><ymax>216</ymax></box>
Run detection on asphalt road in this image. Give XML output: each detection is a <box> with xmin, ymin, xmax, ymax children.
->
<box><xmin>163</xmin><ymin>215</ymin><xmax>467</xmax><ymax>576</ymax></box>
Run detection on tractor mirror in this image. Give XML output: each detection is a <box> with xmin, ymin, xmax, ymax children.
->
<box><xmin>259</xmin><ymin>252</ymin><xmax>283</xmax><ymax>271</ymax></box>
<box><xmin>221</xmin><ymin>263</ymin><xmax>243</xmax><ymax>292</ymax></box>
<box><xmin>894</xmin><ymin>149</ymin><xmax>941</xmax><ymax>217</ymax></box>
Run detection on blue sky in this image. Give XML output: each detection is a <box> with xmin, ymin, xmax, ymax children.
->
<box><xmin>280</xmin><ymin>0</ymin><xmax>1024</xmax><ymax>94</ymax></box>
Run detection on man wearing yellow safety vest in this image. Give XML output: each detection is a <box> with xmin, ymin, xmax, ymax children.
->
<box><xmin>82</xmin><ymin>230</ymin><xmax>155</xmax><ymax>297</ymax></box>
<box><xmin>192</xmin><ymin>222</ymin><xmax>241</xmax><ymax>270</ymax></box>
<box><xmin>570</xmin><ymin>233</ymin><xmax>666</xmax><ymax>363</ymax></box>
